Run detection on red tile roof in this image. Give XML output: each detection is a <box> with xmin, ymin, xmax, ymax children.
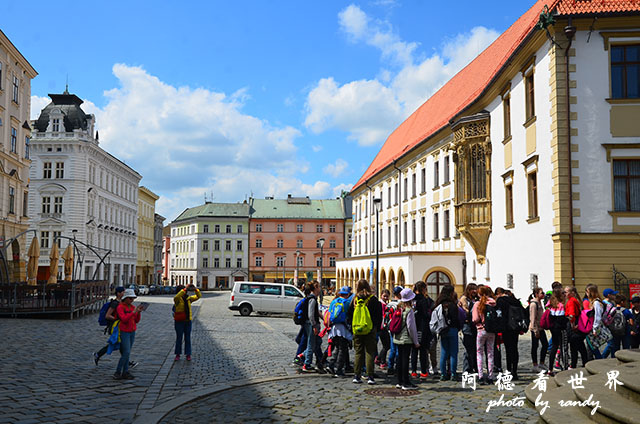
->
<box><xmin>556</xmin><ymin>0</ymin><xmax>640</xmax><ymax>15</ymax></box>
<box><xmin>352</xmin><ymin>0</ymin><xmax>639</xmax><ymax>192</ymax></box>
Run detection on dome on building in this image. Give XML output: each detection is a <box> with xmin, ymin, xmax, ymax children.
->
<box><xmin>33</xmin><ymin>90</ymin><xmax>92</xmax><ymax>132</ymax></box>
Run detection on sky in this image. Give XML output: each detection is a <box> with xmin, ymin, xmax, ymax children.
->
<box><xmin>1</xmin><ymin>0</ymin><xmax>535</xmax><ymax>222</ymax></box>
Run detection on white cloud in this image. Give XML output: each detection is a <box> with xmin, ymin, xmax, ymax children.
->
<box><xmin>31</xmin><ymin>64</ymin><xmax>339</xmax><ymax>221</ymax></box>
<box><xmin>311</xmin><ymin>145</ymin><xmax>323</xmax><ymax>152</ymax></box>
<box><xmin>323</xmin><ymin>159</ymin><xmax>349</xmax><ymax>178</ymax></box>
<box><xmin>305</xmin><ymin>5</ymin><xmax>500</xmax><ymax>146</ymax></box>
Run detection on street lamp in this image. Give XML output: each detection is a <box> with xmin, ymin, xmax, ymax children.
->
<box><xmin>146</xmin><ymin>260</ymin><xmax>149</xmax><ymax>285</ymax></box>
<box><xmin>373</xmin><ymin>197</ymin><xmax>382</xmax><ymax>298</ymax></box>
<box><xmin>295</xmin><ymin>249</ymin><xmax>301</xmax><ymax>287</ymax></box>
<box><xmin>318</xmin><ymin>237</ymin><xmax>325</xmax><ymax>303</ymax></box>
<box><xmin>282</xmin><ymin>257</ymin><xmax>286</xmax><ymax>284</ymax></box>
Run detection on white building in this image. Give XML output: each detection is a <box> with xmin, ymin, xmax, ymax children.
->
<box><xmin>29</xmin><ymin>90</ymin><xmax>141</xmax><ymax>286</ymax></box>
<box><xmin>338</xmin><ymin>0</ymin><xmax>640</xmax><ymax>301</ymax></box>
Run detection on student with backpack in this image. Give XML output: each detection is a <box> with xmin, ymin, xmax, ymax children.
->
<box><xmin>114</xmin><ymin>289</ymin><xmax>144</xmax><ymax>380</ymax></box>
<box><xmin>585</xmin><ymin>284</ymin><xmax>613</xmax><ymax>359</ymax></box>
<box><xmin>630</xmin><ymin>296</ymin><xmax>640</xmax><ymax>349</ymax></box>
<box><xmin>472</xmin><ymin>286</ymin><xmax>496</xmax><ymax>384</ymax></box>
<box><xmin>173</xmin><ymin>283</ymin><xmax>201</xmax><ymax>361</ymax></box>
<box><xmin>393</xmin><ymin>288</ymin><xmax>420</xmax><ymax>390</ymax></box>
<box><xmin>546</xmin><ymin>288</ymin><xmax>569</xmax><ymax>375</ymax></box>
<box><xmin>459</xmin><ymin>283</ymin><xmax>478</xmax><ymax>374</ymax></box>
<box><xmin>326</xmin><ymin>286</ymin><xmax>352</xmax><ymax>377</ymax></box>
<box><xmin>565</xmin><ymin>286</ymin><xmax>588</xmax><ymax>368</ymax></box>
<box><xmin>602</xmin><ymin>294</ymin><xmax>632</xmax><ymax>356</ymax></box>
<box><xmin>347</xmin><ymin>279</ymin><xmax>382</xmax><ymax>385</ymax></box>
<box><xmin>410</xmin><ymin>281</ymin><xmax>432</xmax><ymax>379</ymax></box>
<box><xmin>528</xmin><ymin>287</ymin><xmax>548</xmax><ymax>372</ymax></box>
<box><xmin>431</xmin><ymin>284</ymin><xmax>461</xmax><ymax>381</ymax></box>
<box><xmin>385</xmin><ymin>286</ymin><xmax>403</xmax><ymax>375</ymax></box>
<box><xmin>302</xmin><ymin>281</ymin><xmax>324</xmax><ymax>373</ymax></box>
<box><xmin>94</xmin><ymin>286</ymin><xmax>129</xmax><ymax>365</ymax></box>
<box><xmin>376</xmin><ymin>289</ymin><xmax>391</xmax><ymax>370</ymax></box>
<box><xmin>496</xmin><ymin>290</ymin><xmax>526</xmax><ymax>380</ymax></box>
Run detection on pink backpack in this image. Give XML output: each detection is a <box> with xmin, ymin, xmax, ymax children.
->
<box><xmin>577</xmin><ymin>309</ymin><xmax>594</xmax><ymax>334</ymax></box>
<box><xmin>540</xmin><ymin>309</ymin><xmax>552</xmax><ymax>330</ymax></box>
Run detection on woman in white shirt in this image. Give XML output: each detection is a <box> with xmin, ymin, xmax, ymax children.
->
<box><xmin>586</xmin><ymin>284</ymin><xmax>606</xmax><ymax>359</ymax></box>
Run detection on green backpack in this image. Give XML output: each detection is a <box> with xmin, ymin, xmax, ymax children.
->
<box><xmin>352</xmin><ymin>295</ymin><xmax>373</xmax><ymax>335</ymax></box>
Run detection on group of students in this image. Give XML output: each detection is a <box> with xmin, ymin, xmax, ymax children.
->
<box><xmin>93</xmin><ymin>284</ymin><xmax>201</xmax><ymax>380</ymax></box>
<box><xmin>292</xmin><ymin>278</ymin><xmax>640</xmax><ymax>390</ymax></box>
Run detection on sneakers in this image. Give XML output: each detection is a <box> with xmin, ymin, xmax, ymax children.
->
<box><xmin>401</xmin><ymin>385</ymin><xmax>413</xmax><ymax>391</ymax></box>
<box><xmin>411</xmin><ymin>372</ymin><xmax>418</xmax><ymax>378</ymax></box>
<box><xmin>333</xmin><ymin>371</ymin><xmax>346</xmax><ymax>378</ymax></box>
<box><xmin>440</xmin><ymin>374</ymin><xmax>450</xmax><ymax>381</ymax></box>
<box><xmin>531</xmin><ymin>364</ymin><xmax>540</xmax><ymax>373</ymax></box>
<box><xmin>302</xmin><ymin>364</ymin><xmax>316</xmax><ymax>373</ymax></box>
<box><xmin>395</xmin><ymin>384</ymin><xmax>402</xmax><ymax>389</ymax></box>
<box><xmin>352</xmin><ymin>376</ymin><xmax>362</xmax><ymax>384</ymax></box>
<box><xmin>93</xmin><ymin>352</ymin><xmax>100</xmax><ymax>366</ymax></box>
<box><xmin>113</xmin><ymin>371</ymin><xmax>122</xmax><ymax>380</ymax></box>
<box><xmin>129</xmin><ymin>361</ymin><xmax>138</xmax><ymax>369</ymax></box>
<box><xmin>367</xmin><ymin>377</ymin><xmax>376</xmax><ymax>385</ymax></box>
<box><xmin>121</xmin><ymin>372</ymin><xmax>135</xmax><ymax>380</ymax></box>
<box><xmin>186</xmin><ymin>355</ymin><xmax>191</xmax><ymax>361</ymax></box>
<box><xmin>419</xmin><ymin>372</ymin><xmax>429</xmax><ymax>378</ymax></box>
<box><xmin>316</xmin><ymin>365</ymin><xmax>327</xmax><ymax>374</ymax></box>
<box><xmin>175</xmin><ymin>355</ymin><xmax>180</xmax><ymax>361</ymax></box>
<box><xmin>326</xmin><ymin>364</ymin><xmax>336</xmax><ymax>375</ymax></box>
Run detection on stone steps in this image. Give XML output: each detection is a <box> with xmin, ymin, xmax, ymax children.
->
<box><xmin>525</xmin><ymin>349</ymin><xmax>640</xmax><ymax>424</ymax></box>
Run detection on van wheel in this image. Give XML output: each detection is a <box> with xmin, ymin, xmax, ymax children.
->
<box><xmin>239</xmin><ymin>304</ymin><xmax>252</xmax><ymax>316</ymax></box>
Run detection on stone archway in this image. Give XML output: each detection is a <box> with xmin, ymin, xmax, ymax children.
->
<box><xmin>388</xmin><ymin>268</ymin><xmax>395</xmax><ymax>287</ymax></box>
<box><xmin>397</xmin><ymin>268</ymin><xmax>406</xmax><ymax>287</ymax></box>
<box><xmin>380</xmin><ymin>268</ymin><xmax>387</xmax><ymax>292</ymax></box>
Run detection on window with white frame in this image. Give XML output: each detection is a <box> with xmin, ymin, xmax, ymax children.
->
<box><xmin>12</xmin><ymin>75</ymin><xmax>19</xmax><ymax>103</ymax></box>
<box><xmin>329</xmin><ymin>224</ymin><xmax>336</xmax><ymax>233</ymax></box>
<box><xmin>277</xmin><ymin>224</ymin><xmax>283</xmax><ymax>232</ymax></box>
<box><xmin>40</xmin><ymin>231</ymin><xmax>49</xmax><ymax>248</ymax></box>
<box><xmin>276</xmin><ymin>256</ymin><xmax>284</xmax><ymax>267</ymax></box>
<box><xmin>297</xmin><ymin>239</ymin><xmax>303</xmax><ymax>248</ymax></box>
<box><xmin>256</xmin><ymin>239</ymin><xmax>262</xmax><ymax>248</ymax></box>
<box><xmin>255</xmin><ymin>256</ymin><xmax>262</xmax><ymax>267</ymax></box>
<box><xmin>297</xmin><ymin>224</ymin><xmax>303</xmax><ymax>232</ymax></box>
<box><xmin>42</xmin><ymin>197</ymin><xmax>51</xmax><ymax>213</ymax></box>
<box><xmin>237</xmin><ymin>240</ymin><xmax>242</xmax><ymax>251</ymax></box>
<box><xmin>329</xmin><ymin>239</ymin><xmax>336</xmax><ymax>248</ymax></box>
<box><xmin>54</xmin><ymin>197</ymin><xmax>63</xmax><ymax>214</ymax></box>
<box><xmin>329</xmin><ymin>257</ymin><xmax>336</xmax><ymax>267</ymax></box>
<box><xmin>277</xmin><ymin>239</ymin><xmax>283</xmax><ymax>248</ymax></box>
<box><xmin>8</xmin><ymin>188</ymin><xmax>15</xmax><ymax>214</ymax></box>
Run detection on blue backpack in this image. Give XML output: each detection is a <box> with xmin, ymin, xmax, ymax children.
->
<box><xmin>329</xmin><ymin>297</ymin><xmax>348</xmax><ymax>324</ymax></box>
<box><xmin>98</xmin><ymin>300</ymin><xmax>114</xmax><ymax>326</ymax></box>
<box><xmin>293</xmin><ymin>297</ymin><xmax>309</xmax><ymax>325</ymax></box>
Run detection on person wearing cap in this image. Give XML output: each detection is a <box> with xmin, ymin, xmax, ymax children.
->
<box><xmin>630</xmin><ymin>296</ymin><xmax>640</xmax><ymax>349</ymax></box>
<box><xmin>602</xmin><ymin>288</ymin><xmax>618</xmax><ymax>306</ymax></box>
<box><xmin>114</xmin><ymin>288</ymin><xmax>144</xmax><ymax>380</ymax></box>
<box><xmin>393</xmin><ymin>287</ymin><xmax>420</xmax><ymax>390</ymax></box>
<box><xmin>93</xmin><ymin>286</ymin><xmax>127</xmax><ymax>365</ymax></box>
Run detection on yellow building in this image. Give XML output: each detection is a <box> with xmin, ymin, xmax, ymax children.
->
<box><xmin>0</xmin><ymin>30</ymin><xmax>37</xmax><ymax>281</ymax></box>
<box><xmin>136</xmin><ymin>186</ymin><xmax>159</xmax><ymax>285</ymax></box>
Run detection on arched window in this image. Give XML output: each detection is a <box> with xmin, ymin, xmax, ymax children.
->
<box><xmin>426</xmin><ymin>271</ymin><xmax>451</xmax><ymax>299</ymax></box>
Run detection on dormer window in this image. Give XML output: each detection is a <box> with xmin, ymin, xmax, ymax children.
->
<box><xmin>52</xmin><ymin>118</ymin><xmax>60</xmax><ymax>132</ymax></box>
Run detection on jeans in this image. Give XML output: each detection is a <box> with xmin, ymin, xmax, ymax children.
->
<box><xmin>531</xmin><ymin>330</ymin><xmax>548</xmax><ymax>364</ymax></box>
<box><xmin>411</xmin><ymin>331</ymin><xmax>429</xmax><ymax>374</ymax></box>
<box><xmin>353</xmin><ymin>331</ymin><xmax>377</xmax><ymax>377</ymax></box>
<box><xmin>503</xmin><ymin>330</ymin><xmax>519</xmax><ymax>376</ymax></box>
<box><xmin>462</xmin><ymin>331</ymin><xmax>478</xmax><ymax>373</ymax></box>
<box><xmin>602</xmin><ymin>334</ymin><xmax>628</xmax><ymax>358</ymax></box>
<box><xmin>397</xmin><ymin>344</ymin><xmax>412</xmax><ymax>386</ymax></box>
<box><xmin>476</xmin><ymin>329</ymin><xmax>495</xmax><ymax>380</ymax></box>
<box><xmin>295</xmin><ymin>326</ymin><xmax>308</xmax><ymax>356</ymax></box>
<box><xmin>439</xmin><ymin>327</ymin><xmax>459</xmax><ymax>377</ymax></box>
<box><xmin>388</xmin><ymin>337</ymin><xmax>398</xmax><ymax>369</ymax></box>
<box><xmin>303</xmin><ymin>322</ymin><xmax>322</xmax><ymax>366</ymax></box>
<box><xmin>549</xmin><ymin>328</ymin><xmax>568</xmax><ymax>371</ymax></box>
<box><xmin>117</xmin><ymin>331</ymin><xmax>135</xmax><ymax>374</ymax></box>
<box><xmin>175</xmin><ymin>321</ymin><xmax>193</xmax><ymax>355</ymax></box>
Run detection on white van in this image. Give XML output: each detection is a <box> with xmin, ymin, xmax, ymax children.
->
<box><xmin>228</xmin><ymin>281</ymin><xmax>304</xmax><ymax>316</ymax></box>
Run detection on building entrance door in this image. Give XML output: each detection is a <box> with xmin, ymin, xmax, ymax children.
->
<box><xmin>202</xmin><ymin>276</ymin><xmax>208</xmax><ymax>290</ymax></box>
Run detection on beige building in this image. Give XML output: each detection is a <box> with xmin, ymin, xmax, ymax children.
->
<box><xmin>136</xmin><ymin>186</ymin><xmax>158</xmax><ymax>285</ymax></box>
<box><xmin>0</xmin><ymin>30</ymin><xmax>37</xmax><ymax>281</ymax></box>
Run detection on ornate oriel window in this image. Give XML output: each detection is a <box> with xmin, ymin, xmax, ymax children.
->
<box><xmin>451</xmin><ymin>112</ymin><xmax>492</xmax><ymax>263</ymax></box>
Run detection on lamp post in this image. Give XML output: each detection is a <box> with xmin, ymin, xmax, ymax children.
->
<box><xmin>146</xmin><ymin>259</ymin><xmax>149</xmax><ymax>285</ymax></box>
<box><xmin>282</xmin><ymin>257</ymin><xmax>285</xmax><ymax>284</ymax></box>
<box><xmin>318</xmin><ymin>237</ymin><xmax>325</xmax><ymax>304</ymax></box>
<box><xmin>373</xmin><ymin>197</ymin><xmax>382</xmax><ymax>299</ymax></box>
<box><xmin>295</xmin><ymin>250</ymin><xmax>300</xmax><ymax>287</ymax></box>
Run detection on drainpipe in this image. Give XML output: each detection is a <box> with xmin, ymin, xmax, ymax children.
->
<box><xmin>564</xmin><ymin>20</ymin><xmax>577</xmax><ymax>286</ymax></box>
<box><xmin>393</xmin><ymin>160</ymin><xmax>402</xmax><ymax>253</ymax></box>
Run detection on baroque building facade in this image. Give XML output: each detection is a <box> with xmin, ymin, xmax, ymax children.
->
<box><xmin>337</xmin><ymin>0</ymin><xmax>640</xmax><ymax>300</ymax></box>
<box><xmin>0</xmin><ymin>30</ymin><xmax>37</xmax><ymax>281</ymax></box>
<box><xmin>136</xmin><ymin>186</ymin><xmax>159</xmax><ymax>285</ymax></box>
<box><xmin>154</xmin><ymin>213</ymin><xmax>165</xmax><ymax>284</ymax></box>
<box><xmin>29</xmin><ymin>90</ymin><xmax>141</xmax><ymax>285</ymax></box>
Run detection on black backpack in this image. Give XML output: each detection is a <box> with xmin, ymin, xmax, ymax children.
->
<box><xmin>507</xmin><ymin>304</ymin><xmax>528</xmax><ymax>333</ymax></box>
<box><xmin>484</xmin><ymin>304</ymin><xmax>506</xmax><ymax>333</ymax></box>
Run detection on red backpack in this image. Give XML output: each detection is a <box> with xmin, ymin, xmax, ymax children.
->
<box><xmin>388</xmin><ymin>308</ymin><xmax>403</xmax><ymax>334</ymax></box>
<box><xmin>540</xmin><ymin>309</ymin><xmax>552</xmax><ymax>330</ymax></box>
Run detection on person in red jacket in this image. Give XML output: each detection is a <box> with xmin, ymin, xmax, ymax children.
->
<box><xmin>114</xmin><ymin>289</ymin><xmax>143</xmax><ymax>380</ymax></box>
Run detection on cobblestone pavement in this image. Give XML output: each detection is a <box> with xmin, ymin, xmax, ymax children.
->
<box><xmin>0</xmin><ymin>292</ymin><xmax>542</xmax><ymax>423</ymax></box>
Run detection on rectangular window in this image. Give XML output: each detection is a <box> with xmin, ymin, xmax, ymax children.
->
<box><xmin>276</xmin><ymin>256</ymin><xmax>285</xmax><ymax>267</ymax></box>
<box><xmin>613</xmin><ymin>159</ymin><xmax>640</xmax><ymax>211</ymax></box>
<box><xmin>256</xmin><ymin>223</ymin><xmax>262</xmax><ymax>232</ymax></box>
<box><xmin>444</xmin><ymin>156</ymin><xmax>450</xmax><ymax>184</ymax></box>
<box><xmin>421</xmin><ymin>168</ymin><xmax>426</xmax><ymax>193</ymax></box>
<box><xmin>412</xmin><ymin>173</ymin><xmax>416</xmax><ymax>197</ymax></box>
<box><xmin>297</xmin><ymin>239</ymin><xmax>303</xmax><ymax>248</ymax></box>
<box><xmin>394</xmin><ymin>224</ymin><xmax>398</xmax><ymax>247</ymax></box>
<box><xmin>256</xmin><ymin>239</ymin><xmax>262</xmax><ymax>248</ymax></box>
<box><xmin>203</xmin><ymin>257</ymin><xmax>208</xmax><ymax>268</ymax></box>
<box><xmin>237</xmin><ymin>240</ymin><xmax>242</xmax><ymax>251</ymax></box>
<box><xmin>225</xmin><ymin>225</ymin><xmax>231</xmax><ymax>234</ymax></box>
<box><xmin>387</xmin><ymin>226</ymin><xmax>391</xmax><ymax>248</ymax></box>
<box><xmin>503</xmin><ymin>95</ymin><xmax>512</xmax><ymax>138</ymax></box>
<box><xmin>421</xmin><ymin>216</ymin><xmax>426</xmax><ymax>242</ymax></box>
<box><xmin>40</xmin><ymin>231</ymin><xmax>49</xmax><ymax>248</ymax></box>
<box><xmin>54</xmin><ymin>197</ymin><xmax>63</xmax><ymax>214</ymax></box>
<box><xmin>0</xmin><ymin>62</ymin><xmax>2</xmax><ymax>90</ymax></box>
<box><xmin>525</xmin><ymin>72</ymin><xmax>535</xmax><ymax>121</ymax></box>
<box><xmin>53</xmin><ymin>231</ymin><xmax>61</xmax><ymax>248</ymax></box>
<box><xmin>527</xmin><ymin>172</ymin><xmax>539</xmax><ymax>219</ymax></box>
<box><xmin>403</xmin><ymin>221</ymin><xmax>407</xmax><ymax>245</ymax></box>
<box><xmin>505</xmin><ymin>183</ymin><xmax>514</xmax><ymax>225</ymax></box>
<box><xmin>55</xmin><ymin>162</ymin><xmax>64</xmax><ymax>178</ymax></box>
<box><xmin>403</xmin><ymin>177</ymin><xmax>408</xmax><ymax>201</ymax></box>
<box><xmin>297</xmin><ymin>224</ymin><xmax>303</xmax><ymax>232</ymax></box>
<box><xmin>203</xmin><ymin>240</ymin><xmax>209</xmax><ymax>251</ymax></box>
<box><xmin>411</xmin><ymin>219</ymin><xmax>416</xmax><ymax>243</ymax></box>
<box><xmin>22</xmin><ymin>191</ymin><xmax>28</xmax><ymax>217</ymax></box>
<box><xmin>214</xmin><ymin>240</ymin><xmax>220</xmax><ymax>251</ymax></box>
<box><xmin>434</xmin><ymin>161</ymin><xmax>440</xmax><ymax>188</ymax></box>
<box><xmin>277</xmin><ymin>239</ymin><xmax>283</xmax><ymax>248</ymax></box>
<box><xmin>444</xmin><ymin>210</ymin><xmax>450</xmax><ymax>239</ymax></box>
<box><xmin>394</xmin><ymin>182</ymin><xmax>398</xmax><ymax>205</ymax></box>
<box><xmin>297</xmin><ymin>256</ymin><xmax>304</xmax><ymax>267</ymax></box>
<box><xmin>203</xmin><ymin>224</ymin><xmax>209</xmax><ymax>233</ymax></box>
<box><xmin>225</xmin><ymin>258</ymin><xmax>231</xmax><ymax>268</ymax></box>
<box><xmin>329</xmin><ymin>257</ymin><xmax>336</xmax><ymax>267</ymax></box>
<box><xmin>12</xmin><ymin>75</ymin><xmax>18</xmax><ymax>103</ymax></box>
<box><xmin>611</xmin><ymin>45</ymin><xmax>640</xmax><ymax>99</ymax></box>
<box><xmin>10</xmin><ymin>128</ymin><xmax>17</xmax><ymax>153</ymax></box>
<box><xmin>387</xmin><ymin>186</ymin><xmax>391</xmax><ymax>208</ymax></box>
<box><xmin>236</xmin><ymin>258</ymin><xmax>242</xmax><ymax>268</ymax></box>
<box><xmin>24</xmin><ymin>136</ymin><xmax>29</xmax><ymax>159</ymax></box>
<box><xmin>225</xmin><ymin>240</ymin><xmax>232</xmax><ymax>251</ymax></box>
<box><xmin>255</xmin><ymin>256</ymin><xmax>262</xmax><ymax>267</ymax></box>
<box><xmin>43</xmin><ymin>162</ymin><xmax>52</xmax><ymax>179</ymax></box>
<box><xmin>329</xmin><ymin>239</ymin><xmax>336</xmax><ymax>248</ymax></box>
<box><xmin>433</xmin><ymin>213</ymin><xmax>439</xmax><ymax>240</ymax></box>
<box><xmin>316</xmin><ymin>224</ymin><xmax>323</xmax><ymax>232</ymax></box>
<box><xmin>214</xmin><ymin>224</ymin><xmax>220</xmax><ymax>233</ymax></box>
<box><xmin>277</xmin><ymin>224</ymin><xmax>283</xmax><ymax>232</ymax></box>
<box><xmin>329</xmin><ymin>224</ymin><xmax>336</xmax><ymax>233</ymax></box>
<box><xmin>42</xmin><ymin>197</ymin><xmax>51</xmax><ymax>213</ymax></box>
<box><xmin>8</xmin><ymin>188</ymin><xmax>15</xmax><ymax>214</ymax></box>
<box><xmin>316</xmin><ymin>256</ymin><xmax>322</xmax><ymax>267</ymax></box>
<box><xmin>237</xmin><ymin>224</ymin><xmax>242</xmax><ymax>233</ymax></box>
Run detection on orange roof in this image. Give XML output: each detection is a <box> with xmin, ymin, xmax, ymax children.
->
<box><xmin>352</xmin><ymin>0</ymin><xmax>639</xmax><ymax>192</ymax></box>
<box><xmin>556</xmin><ymin>0</ymin><xmax>640</xmax><ymax>15</ymax></box>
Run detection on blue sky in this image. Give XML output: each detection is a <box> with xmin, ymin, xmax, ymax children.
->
<box><xmin>2</xmin><ymin>0</ymin><xmax>534</xmax><ymax>221</ymax></box>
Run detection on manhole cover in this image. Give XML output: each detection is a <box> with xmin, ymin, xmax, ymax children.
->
<box><xmin>364</xmin><ymin>388</ymin><xmax>420</xmax><ymax>397</ymax></box>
